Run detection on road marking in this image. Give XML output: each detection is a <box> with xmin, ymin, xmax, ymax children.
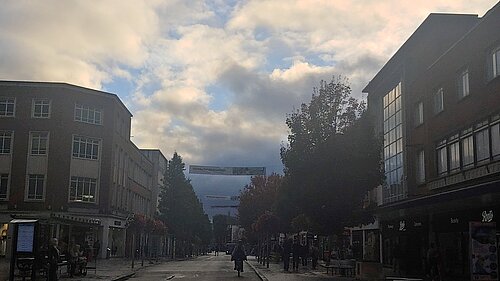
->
<box><xmin>165</xmin><ymin>275</ymin><xmax>175</xmax><ymax>280</ymax></box>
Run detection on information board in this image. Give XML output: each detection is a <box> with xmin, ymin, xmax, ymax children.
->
<box><xmin>16</xmin><ymin>223</ymin><xmax>35</xmax><ymax>253</ymax></box>
<box><xmin>470</xmin><ymin>222</ymin><xmax>498</xmax><ymax>281</ymax></box>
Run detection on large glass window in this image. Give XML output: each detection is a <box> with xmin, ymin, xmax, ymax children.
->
<box><xmin>434</xmin><ymin>88</ymin><xmax>444</xmax><ymax>114</ymax></box>
<box><xmin>72</xmin><ymin>136</ymin><xmax>99</xmax><ymax>160</ymax></box>
<box><xmin>416</xmin><ymin>150</ymin><xmax>425</xmax><ymax>184</ymax></box>
<box><xmin>0</xmin><ymin>131</ymin><xmax>13</xmax><ymax>154</ymax></box>
<box><xmin>437</xmin><ymin>145</ymin><xmax>448</xmax><ymax>175</ymax></box>
<box><xmin>414</xmin><ymin>101</ymin><xmax>423</xmax><ymax>127</ymax></box>
<box><xmin>458</xmin><ymin>69</ymin><xmax>470</xmax><ymax>99</ymax></box>
<box><xmin>449</xmin><ymin>141</ymin><xmax>460</xmax><ymax>172</ymax></box>
<box><xmin>27</xmin><ymin>174</ymin><xmax>44</xmax><ymax>200</ymax></box>
<box><xmin>493</xmin><ymin>47</ymin><xmax>500</xmax><ymax>79</ymax></box>
<box><xmin>382</xmin><ymin>83</ymin><xmax>405</xmax><ymax>203</ymax></box>
<box><xmin>492</xmin><ymin>123</ymin><xmax>500</xmax><ymax>158</ymax></box>
<box><xmin>75</xmin><ymin>104</ymin><xmax>102</xmax><ymax>125</ymax></box>
<box><xmin>0</xmin><ymin>97</ymin><xmax>15</xmax><ymax>117</ymax></box>
<box><xmin>0</xmin><ymin>174</ymin><xmax>8</xmax><ymax>200</ymax></box>
<box><xmin>30</xmin><ymin>132</ymin><xmax>49</xmax><ymax>155</ymax></box>
<box><xmin>69</xmin><ymin>176</ymin><xmax>97</xmax><ymax>203</ymax></box>
<box><xmin>461</xmin><ymin>133</ymin><xmax>474</xmax><ymax>168</ymax></box>
<box><xmin>475</xmin><ymin>128</ymin><xmax>490</xmax><ymax>162</ymax></box>
<box><xmin>32</xmin><ymin>99</ymin><xmax>51</xmax><ymax>118</ymax></box>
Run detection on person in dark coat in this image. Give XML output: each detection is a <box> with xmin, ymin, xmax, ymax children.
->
<box><xmin>300</xmin><ymin>243</ymin><xmax>308</xmax><ymax>266</ymax></box>
<box><xmin>282</xmin><ymin>238</ymin><xmax>292</xmax><ymax>271</ymax></box>
<box><xmin>310</xmin><ymin>243</ymin><xmax>320</xmax><ymax>270</ymax></box>
<box><xmin>231</xmin><ymin>240</ymin><xmax>247</xmax><ymax>272</ymax></box>
<box><xmin>93</xmin><ymin>239</ymin><xmax>100</xmax><ymax>259</ymax></box>
<box><xmin>292</xmin><ymin>239</ymin><xmax>300</xmax><ymax>271</ymax></box>
<box><xmin>48</xmin><ymin>238</ymin><xmax>60</xmax><ymax>281</ymax></box>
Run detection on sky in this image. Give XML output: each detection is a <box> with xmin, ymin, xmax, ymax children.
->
<box><xmin>0</xmin><ymin>0</ymin><xmax>497</xmax><ymax>218</ymax></box>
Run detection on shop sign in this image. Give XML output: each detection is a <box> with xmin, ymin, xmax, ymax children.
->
<box><xmin>450</xmin><ymin>218</ymin><xmax>459</xmax><ymax>224</ymax></box>
<box><xmin>399</xmin><ymin>220</ymin><xmax>406</xmax><ymax>232</ymax></box>
<box><xmin>482</xmin><ymin>210</ymin><xmax>494</xmax><ymax>223</ymax></box>
<box><xmin>413</xmin><ymin>221</ymin><xmax>423</xmax><ymax>227</ymax></box>
<box><xmin>470</xmin><ymin>222</ymin><xmax>498</xmax><ymax>281</ymax></box>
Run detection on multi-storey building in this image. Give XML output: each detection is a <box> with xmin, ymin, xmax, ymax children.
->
<box><xmin>364</xmin><ymin>3</ymin><xmax>500</xmax><ymax>279</ymax></box>
<box><xmin>0</xmin><ymin>81</ymin><xmax>156</xmax><ymax>261</ymax></box>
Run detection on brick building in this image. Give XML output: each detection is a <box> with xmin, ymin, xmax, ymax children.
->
<box><xmin>0</xmin><ymin>81</ymin><xmax>158</xmax><ymax>261</ymax></box>
<box><xmin>364</xmin><ymin>3</ymin><xmax>500</xmax><ymax>279</ymax></box>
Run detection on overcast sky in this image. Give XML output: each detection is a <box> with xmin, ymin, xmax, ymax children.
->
<box><xmin>1</xmin><ymin>0</ymin><xmax>497</xmax><ymax>217</ymax></box>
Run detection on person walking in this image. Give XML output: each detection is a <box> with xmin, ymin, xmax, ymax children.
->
<box><xmin>231</xmin><ymin>240</ymin><xmax>247</xmax><ymax>274</ymax></box>
<box><xmin>292</xmin><ymin>239</ymin><xmax>300</xmax><ymax>272</ymax></box>
<box><xmin>300</xmin><ymin>243</ymin><xmax>308</xmax><ymax>266</ymax></box>
<box><xmin>310</xmin><ymin>243</ymin><xmax>319</xmax><ymax>270</ymax></box>
<box><xmin>48</xmin><ymin>238</ymin><xmax>60</xmax><ymax>281</ymax></box>
<box><xmin>282</xmin><ymin>238</ymin><xmax>292</xmax><ymax>271</ymax></box>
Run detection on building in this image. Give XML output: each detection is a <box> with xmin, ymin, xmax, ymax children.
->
<box><xmin>0</xmin><ymin>81</ymin><xmax>157</xmax><ymax>263</ymax></box>
<box><xmin>364</xmin><ymin>3</ymin><xmax>500</xmax><ymax>279</ymax></box>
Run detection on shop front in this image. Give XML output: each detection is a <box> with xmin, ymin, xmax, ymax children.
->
<box><xmin>381</xmin><ymin>216</ymin><xmax>428</xmax><ymax>277</ymax></box>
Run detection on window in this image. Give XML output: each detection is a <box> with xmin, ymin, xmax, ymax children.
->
<box><xmin>72</xmin><ymin>136</ymin><xmax>100</xmax><ymax>160</ymax></box>
<box><xmin>492</xmin><ymin>123</ymin><xmax>500</xmax><ymax>158</ymax></box>
<box><xmin>461</xmin><ymin>133</ymin><xmax>474</xmax><ymax>168</ymax></box>
<box><xmin>0</xmin><ymin>174</ymin><xmax>8</xmax><ymax>200</ymax></box>
<box><xmin>32</xmin><ymin>99</ymin><xmax>51</xmax><ymax>118</ymax></box>
<box><xmin>0</xmin><ymin>97</ymin><xmax>15</xmax><ymax>117</ymax></box>
<box><xmin>0</xmin><ymin>131</ymin><xmax>13</xmax><ymax>154</ymax></box>
<box><xmin>416</xmin><ymin>150</ymin><xmax>425</xmax><ymax>184</ymax></box>
<box><xmin>30</xmin><ymin>132</ymin><xmax>49</xmax><ymax>155</ymax></box>
<box><xmin>449</xmin><ymin>141</ymin><xmax>460</xmax><ymax>172</ymax></box>
<box><xmin>27</xmin><ymin>174</ymin><xmax>45</xmax><ymax>200</ymax></box>
<box><xmin>437</xmin><ymin>145</ymin><xmax>448</xmax><ymax>176</ymax></box>
<box><xmin>492</xmin><ymin>47</ymin><xmax>500</xmax><ymax>79</ymax></box>
<box><xmin>414</xmin><ymin>102</ymin><xmax>423</xmax><ymax>126</ymax></box>
<box><xmin>458</xmin><ymin>69</ymin><xmax>469</xmax><ymax>99</ymax></box>
<box><xmin>475</xmin><ymin>128</ymin><xmax>490</xmax><ymax>162</ymax></box>
<box><xmin>434</xmin><ymin>88</ymin><xmax>444</xmax><ymax>114</ymax></box>
<box><xmin>75</xmin><ymin>104</ymin><xmax>102</xmax><ymax>125</ymax></box>
<box><xmin>69</xmin><ymin>176</ymin><xmax>97</xmax><ymax>203</ymax></box>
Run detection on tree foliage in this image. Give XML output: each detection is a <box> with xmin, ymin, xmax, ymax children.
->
<box><xmin>238</xmin><ymin>174</ymin><xmax>283</xmax><ymax>234</ymax></box>
<box><xmin>158</xmin><ymin>152</ymin><xmax>212</xmax><ymax>248</ymax></box>
<box><xmin>278</xmin><ymin>76</ymin><xmax>383</xmax><ymax>234</ymax></box>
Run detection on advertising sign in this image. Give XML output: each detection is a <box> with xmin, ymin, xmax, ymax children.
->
<box><xmin>189</xmin><ymin>165</ymin><xmax>265</xmax><ymax>176</ymax></box>
<box><xmin>16</xmin><ymin>223</ymin><xmax>35</xmax><ymax>253</ymax></box>
<box><xmin>470</xmin><ymin>222</ymin><xmax>498</xmax><ymax>281</ymax></box>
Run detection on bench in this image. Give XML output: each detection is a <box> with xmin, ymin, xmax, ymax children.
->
<box><xmin>320</xmin><ymin>260</ymin><xmax>356</xmax><ymax>276</ymax></box>
<box><xmin>319</xmin><ymin>263</ymin><xmax>336</xmax><ymax>275</ymax></box>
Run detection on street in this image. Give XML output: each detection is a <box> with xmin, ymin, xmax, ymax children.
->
<box><xmin>131</xmin><ymin>254</ymin><xmax>260</xmax><ymax>281</ymax></box>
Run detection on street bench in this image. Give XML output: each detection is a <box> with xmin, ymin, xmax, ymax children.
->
<box><xmin>320</xmin><ymin>260</ymin><xmax>355</xmax><ymax>277</ymax></box>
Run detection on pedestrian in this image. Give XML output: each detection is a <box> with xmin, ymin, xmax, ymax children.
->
<box><xmin>94</xmin><ymin>239</ymin><xmax>101</xmax><ymax>259</ymax></box>
<box><xmin>231</xmin><ymin>240</ymin><xmax>247</xmax><ymax>273</ymax></box>
<box><xmin>310</xmin><ymin>243</ymin><xmax>319</xmax><ymax>270</ymax></box>
<box><xmin>427</xmin><ymin>243</ymin><xmax>441</xmax><ymax>281</ymax></box>
<box><xmin>292</xmin><ymin>239</ymin><xmax>300</xmax><ymax>271</ymax></box>
<box><xmin>300</xmin><ymin>243</ymin><xmax>308</xmax><ymax>266</ymax></box>
<box><xmin>48</xmin><ymin>238</ymin><xmax>60</xmax><ymax>281</ymax></box>
<box><xmin>282</xmin><ymin>238</ymin><xmax>292</xmax><ymax>271</ymax></box>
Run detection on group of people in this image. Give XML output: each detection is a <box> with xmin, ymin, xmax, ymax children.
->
<box><xmin>280</xmin><ymin>238</ymin><xmax>320</xmax><ymax>272</ymax></box>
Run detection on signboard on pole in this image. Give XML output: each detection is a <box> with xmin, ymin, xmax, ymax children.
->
<box><xmin>16</xmin><ymin>223</ymin><xmax>35</xmax><ymax>253</ymax></box>
<box><xmin>470</xmin><ymin>222</ymin><xmax>498</xmax><ymax>281</ymax></box>
<box><xmin>189</xmin><ymin>165</ymin><xmax>266</xmax><ymax>176</ymax></box>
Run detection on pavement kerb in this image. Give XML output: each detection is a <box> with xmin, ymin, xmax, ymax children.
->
<box><xmin>245</xmin><ymin>260</ymin><xmax>269</xmax><ymax>281</ymax></box>
<box><xmin>111</xmin><ymin>272</ymin><xmax>136</xmax><ymax>281</ymax></box>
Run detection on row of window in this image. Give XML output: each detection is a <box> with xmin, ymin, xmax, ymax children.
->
<box><xmin>414</xmin><ymin>114</ymin><xmax>500</xmax><ymax>184</ymax></box>
<box><xmin>0</xmin><ymin>97</ymin><xmax>102</xmax><ymax>125</ymax></box>
<box><xmin>0</xmin><ymin>131</ymin><xmax>100</xmax><ymax>160</ymax></box>
<box><xmin>0</xmin><ymin>174</ymin><xmax>97</xmax><ymax>202</ymax></box>
<box><xmin>413</xmin><ymin>47</ymin><xmax>500</xmax><ymax>127</ymax></box>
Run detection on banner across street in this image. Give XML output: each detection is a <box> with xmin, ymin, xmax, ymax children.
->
<box><xmin>189</xmin><ymin>165</ymin><xmax>266</xmax><ymax>176</ymax></box>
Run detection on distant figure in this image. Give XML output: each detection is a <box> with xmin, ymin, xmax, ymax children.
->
<box><xmin>310</xmin><ymin>243</ymin><xmax>320</xmax><ymax>270</ymax></box>
<box><xmin>427</xmin><ymin>243</ymin><xmax>440</xmax><ymax>281</ymax></box>
<box><xmin>282</xmin><ymin>238</ymin><xmax>292</xmax><ymax>271</ymax></box>
<box><xmin>292</xmin><ymin>239</ymin><xmax>300</xmax><ymax>271</ymax></box>
<box><xmin>94</xmin><ymin>239</ymin><xmax>101</xmax><ymax>259</ymax></box>
<box><xmin>300</xmin><ymin>243</ymin><xmax>308</xmax><ymax>266</ymax></box>
<box><xmin>48</xmin><ymin>238</ymin><xmax>60</xmax><ymax>281</ymax></box>
<box><xmin>231</xmin><ymin>240</ymin><xmax>247</xmax><ymax>273</ymax></box>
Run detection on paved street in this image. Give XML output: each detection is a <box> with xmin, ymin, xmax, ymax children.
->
<box><xmin>131</xmin><ymin>254</ymin><xmax>260</xmax><ymax>281</ymax></box>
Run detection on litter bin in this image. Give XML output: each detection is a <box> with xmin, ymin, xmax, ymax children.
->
<box><xmin>106</xmin><ymin>248</ymin><xmax>111</xmax><ymax>259</ymax></box>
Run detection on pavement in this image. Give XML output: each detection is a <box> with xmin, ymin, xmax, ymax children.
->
<box><xmin>59</xmin><ymin>257</ymin><xmax>165</xmax><ymax>281</ymax></box>
<box><xmin>246</xmin><ymin>256</ymin><xmax>356</xmax><ymax>281</ymax></box>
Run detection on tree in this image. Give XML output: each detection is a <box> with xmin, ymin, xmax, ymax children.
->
<box><xmin>158</xmin><ymin>152</ymin><xmax>212</xmax><ymax>256</ymax></box>
<box><xmin>238</xmin><ymin>174</ymin><xmax>283</xmax><ymax>236</ymax></box>
<box><xmin>279</xmin><ymin>76</ymin><xmax>383</xmax><ymax>234</ymax></box>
